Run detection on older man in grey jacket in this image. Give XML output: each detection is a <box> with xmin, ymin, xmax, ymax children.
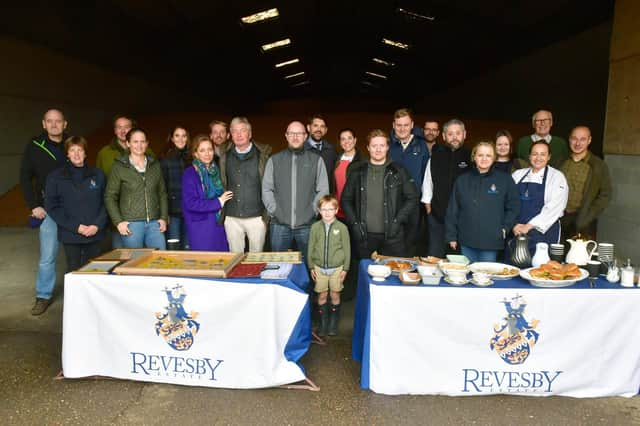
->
<box><xmin>262</xmin><ymin>121</ymin><xmax>329</xmax><ymax>257</ymax></box>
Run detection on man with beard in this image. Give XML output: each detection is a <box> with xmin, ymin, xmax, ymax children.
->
<box><xmin>209</xmin><ymin>120</ymin><xmax>230</xmax><ymax>162</ymax></box>
<box><xmin>423</xmin><ymin>120</ymin><xmax>441</xmax><ymax>154</ymax></box>
<box><xmin>262</xmin><ymin>121</ymin><xmax>329</xmax><ymax>257</ymax></box>
<box><xmin>305</xmin><ymin>114</ymin><xmax>338</xmax><ymax>187</ymax></box>
<box><xmin>389</xmin><ymin>108</ymin><xmax>430</xmax><ymax>256</ymax></box>
<box><xmin>421</xmin><ymin>118</ymin><xmax>472</xmax><ymax>258</ymax></box>
<box><xmin>20</xmin><ymin>108</ymin><xmax>68</xmax><ymax>315</ymax></box>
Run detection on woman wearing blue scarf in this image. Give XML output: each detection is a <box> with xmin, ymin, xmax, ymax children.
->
<box><xmin>182</xmin><ymin>134</ymin><xmax>233</xmax><ymax>251</ymax></box>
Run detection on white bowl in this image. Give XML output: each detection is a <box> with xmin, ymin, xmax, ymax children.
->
<box><xmin>417</xmin><ymin>265</ymin><xmax>439</xmax><ymax>276</ymax></box>
<box><xmin>446</xmin><ymin>269</ymin><xmax>469</xmax><ymax>282</ymax></box>
<box><xmin>368</xmin><ymin>264</ymin><xmax>392</xmax><ymax>282</ymax></box>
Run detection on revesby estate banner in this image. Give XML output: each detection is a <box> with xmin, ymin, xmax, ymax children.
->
<box><xmin>63</xmin><ymin>274</ymin><xmax>309</xmax><ymax>389</ymax></box>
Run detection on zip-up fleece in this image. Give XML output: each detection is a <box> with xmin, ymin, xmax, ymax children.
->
<box><xmin>307</xmin><ymin>219</ymin><xmax>351</xmax><ymax>271</ymax></box>
<box><xmin>20</xmin><ymin>132</ymin><xmax>67</xmax><ymax>210</ymax></box>
<box><xmin>104</xmin><ymin>155</ymin><xmax>168</xmax><ymax>225</ymax></box>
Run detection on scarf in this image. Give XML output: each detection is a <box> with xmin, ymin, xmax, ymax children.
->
<box><xmin>193</xmin><ymin>158</ymin><xmax>224</xmax><ymax>221</ymax></box>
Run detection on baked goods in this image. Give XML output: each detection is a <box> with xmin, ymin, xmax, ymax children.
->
<box><xmin>529</xmin><ymin>261</ymin><xmax>581</xmax><ymax>280</ymax></box>
<box><xmin>387</xmin><ymin>260</ymin><xmax>413</xmax><ymax>271</ymax></box>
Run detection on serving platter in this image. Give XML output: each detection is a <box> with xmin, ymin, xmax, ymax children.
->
<box><xmin>380</xmin><ymin>258</ymin><xmax>418</xmax><ymax>274</ymax></box>
<box><xmin>520</xmin><ymin>267</ymin><xmax>588</xmax><ymax>288</ymax></box>
<box><xmin>468</xmin><ymin>262</ymin><xmax>520</xmax><ymax>280</ymax></box>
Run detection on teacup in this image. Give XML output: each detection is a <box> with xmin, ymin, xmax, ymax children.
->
<box><xmin>447</xmin><ymin>269</ymin><xmax>468</xmax><ymax>283</ymax></box>
<box><xmin>472</xmin><ymin>272</ymin><xmax>490</xmax><ymax>284</ymax></box>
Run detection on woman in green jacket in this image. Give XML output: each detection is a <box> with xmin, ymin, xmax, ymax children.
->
<box><xmin>104</xmin><ymin>128</ymin><xmax>168</xmax><ymax>249</ymax></box>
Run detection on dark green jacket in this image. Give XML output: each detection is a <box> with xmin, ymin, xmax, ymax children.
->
<box><xmin>516</xmin><ymin>135</ymin><xmax>568</xmax><ymax>169</ymax></box>
<box><xmin>561</xmin><ymin>152</ymin><xmax>612</xmax><ymax>231</ymax></box>
<box><xmin>104</xmin><ymin>155</ymin><xmax>168</xmax><ymax>225</ymax></box>
<box><xmin>307</xmin><ymin>219</ymin><xmax>351</xmax><ymax>271</ymax></box>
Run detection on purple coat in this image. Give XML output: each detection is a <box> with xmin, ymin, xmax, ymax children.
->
<box><xmin>181</xmin><ymin>166</ymin><xmax>229</xmax><ymax>251</ymax></box>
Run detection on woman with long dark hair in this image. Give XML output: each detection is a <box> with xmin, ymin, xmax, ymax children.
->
<box><xmin>161</xmin><ymin>126</ymin><xmax>191</xmax><ymax>249</ymax></box>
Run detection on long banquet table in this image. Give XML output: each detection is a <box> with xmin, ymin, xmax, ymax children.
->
<box><xmin>62</xmin><ymin>264</ymin><xmax>312</xmax><ymax>389</ymax></box>
<box><xmin>352</xmin><ymin>260</ymin><xmax>640</xmax><ymax>397</ymax></box>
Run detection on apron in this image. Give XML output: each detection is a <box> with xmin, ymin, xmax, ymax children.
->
<box><xmin>516</xmin><ymin>166</ymin><xmax>561</xmax><ymax>254</ymax></box>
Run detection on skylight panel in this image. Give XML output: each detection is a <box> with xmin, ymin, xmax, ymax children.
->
<box><xmin>275</xmin><ymin>58</ymin><xmax>300</xmax><ymax>68</ymax></box>
<box><xmin>241</xmin><ymin>8</ymin><xmax>279</xmax><ymax>24</ymax></box>
<box><xmin>261</xmin><ymin>38</ymin><xmax>291</xmax><ymax>52</ymax></box>
<box><xmin>382</xmin><ymin>38</ymin><xmax>410</xmax><ymax>50</ymax></box>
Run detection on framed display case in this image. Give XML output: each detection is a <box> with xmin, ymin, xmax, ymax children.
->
<box><xmin>242</xmin><ymin>251</ymin><xmax>302</xmax><ymax>264</ymax></box>
<box><xmin>113</xmin><ymin>251</ymin><xmax>244</xmax><ymax>278</ymax></box>
<box><xmin>73</xmin><ymin>260</ymin><xmax>123</xmax><ymax>274</ymax></box>
<box><xmin>93</xmin><ymin>248</ymin><xmax>156</xmax><ymax>261</ymax></box>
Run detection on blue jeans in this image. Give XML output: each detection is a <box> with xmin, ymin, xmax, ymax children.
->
<box><xmin>167</xmin><ymin>215</ymin><xmax>189</xmax><ymax>249</ymax></box>
<box><xmin>35</xmin><ymin>215</ymin><xmax>60</xmax><ymax>299</ymax></box>
<box><xmin>270</xmin><ymin>223</ymin><xmax>310</xmax><ymax>259</ymax></box>
<box><xmin>111</xmin><ymin>230</ymin><xmax>124</xmax><ymax>249</ymax></box>
<box><xmin>122</xmin><ymin>220</ymin><xmax>167</xmax><ymax>249</ymax></box>
<box><xmin>461</xmin><ymin>245</ymin><xmax>498</xmax><ymax>263</ymax></box>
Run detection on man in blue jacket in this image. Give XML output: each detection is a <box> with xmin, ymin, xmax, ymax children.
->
<box><xmin>20</xmin><ymin>109</ymin><xmax>68</xmax><ymax>315</ymax></box>
<box><xmin>389</xmin><ymin>108</ymin><xmax>430</xmax><ymax>256</ymax></box>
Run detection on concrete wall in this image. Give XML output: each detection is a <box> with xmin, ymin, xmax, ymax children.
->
<box><xmin>0</xmin><ymin>36</ymin><xmax>204</xmax><ymax>195</ymax></box>
<box><xmin>416</xmin><ymin>21</ymin><xmax>612</xmax><ymax>155</ymax></box>
<box><xmin>599</xmin><ymin>0</ymin><xmax>640</xmax><ymax>261</ymax></box>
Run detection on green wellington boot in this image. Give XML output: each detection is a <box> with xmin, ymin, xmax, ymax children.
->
<box><xmin>317</xmin><ymin>304</ymin><xmax>329</xmax><ymax>336</ymax></box>
<box><xmin>328</xmin><ymin>303</ymin><xmax>341</xmax><ymax>336</ymax></box>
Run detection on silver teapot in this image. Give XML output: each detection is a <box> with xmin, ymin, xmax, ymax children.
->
<box><xmin>509</xmin><ymin>234</ymin><xmax>532</xmax><ymax>268</ymax></box>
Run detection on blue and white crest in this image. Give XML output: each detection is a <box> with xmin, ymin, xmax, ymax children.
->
<box><xmin>155</xmin><ymin>284</ymin><xmax>200</xmax><ymax>351</ymax></box>
<box><xmin>489</xmin><ymin>295</ymin><xmax>539</xmax><ymax>365</ymax></box>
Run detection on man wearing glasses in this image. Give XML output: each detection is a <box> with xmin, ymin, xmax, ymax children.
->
<box><xmin>262</xmin><ymin>121</ymin><xmax>329</xmax><ymax>257</ymax></box>
<box><xmin>423</xmin><ymin>120</ymin><xmax>441</xmax><ymax>154</ymax></box>
<box><xmin>516</xmin><ymin>109</ymin><xmax>568</xmax><ymax>168</ymax></box>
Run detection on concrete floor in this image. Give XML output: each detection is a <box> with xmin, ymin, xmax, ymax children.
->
<box><xmin>1</xmin><ymin>226</ymin><xmax>639</xmax><ymax>425</ymax></box>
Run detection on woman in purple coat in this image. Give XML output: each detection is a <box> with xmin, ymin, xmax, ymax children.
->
<box><xmin>182</xmin><ymin>134</ymin><xmax>233</xmax><ymax>251</ymax></box>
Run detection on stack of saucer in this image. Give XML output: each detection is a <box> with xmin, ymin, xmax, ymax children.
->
<box><xmin>550</xmin><ymin>243</ymin><xmax>565</xmax><ymax>263</ymax></box>
<box><xmin>597</xmin><ymin>243</ymin><xmax>615</xmax><ymax>263</ymax></box>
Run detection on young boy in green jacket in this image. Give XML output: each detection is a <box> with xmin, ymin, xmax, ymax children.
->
<box><xmin>307</xmin><ymin>195</ymin><xmax>351</xmax><ymax>336</ymax></box>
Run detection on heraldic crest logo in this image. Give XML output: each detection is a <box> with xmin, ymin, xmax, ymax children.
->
<box><xmin>490</xmin><ymin>295</ymin><xmax>539</xmax><ymax>365</ymax></box>
<box><xmin>155</xmin><ymin>284</ymin><xmax>200</xmax><ymax>351</ymax></box>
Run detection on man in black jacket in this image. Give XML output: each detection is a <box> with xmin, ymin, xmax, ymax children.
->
<box><xmin>20</xmin><ymin>108</ymin><xmax>68</xmax><ymax>315</ymax></box>
<box><xmin>421</xmin><ymin>118</ymin><xmax>472</xmax><ymax>258</ymax></box>
<box><xmin>305</xmin><ymin>114</ymin><xmax>338</xmax><ymax>187</ymax></box>
<box><xmin>342</xmin><ymin>129</ymin><xmax>419</xmax><ymax>258</ymax></box>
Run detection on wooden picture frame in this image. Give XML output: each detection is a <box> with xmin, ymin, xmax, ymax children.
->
<box><xmin>242</xmin><ymin>251</ymin><xmax>302</xmax><ymax>264</ymax></box>
<box><xmin>113</xmin><ymin>251</ymin><xmax>244</xmax><ymax>278</ymax></box>
<box><xmin>93</xmin><ymin>248</ymin><xmax>156</xmax><ymax>261</ymax></box>
<box><xmin>73</xmin><ymin>260</ymin><xmax>122</xmax><ymax>274</ymax></box>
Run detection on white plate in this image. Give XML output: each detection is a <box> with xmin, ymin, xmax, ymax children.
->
<box><xmin>469</xmin><ymin>262</ymin><xmax>520</xmax><ymax>280</ymax></box>
<box><xmin>444</xmin><ymin>276</ymin><xmax>469</xmax><ymax>286</ymax></box>
<box><xmin>471</xmin><ymin>278</ymin><xmax>494</xmax><ymax>287</ymax></box>
<box><xmin>520</xmin><ymin>267</ymin><xmax>588</xmax><ymax>288</ymax></box>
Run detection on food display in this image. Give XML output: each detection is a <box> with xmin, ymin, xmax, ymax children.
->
<box><xmin>381</xmin><ymin>258</ymin><xmax>418</xmax><ymax>274</ymax></box>
<box><xmin>242</xmin><ymin>251</ymin><xmax>302</xmax><ymax>264</ymax></box>
<box><xmin>468</xmin><ymin>262</ymin><xmax>520</xmax><ymax>280</ymax></box>
<box><xmin>529</xmin><ymin>261</ymin><xmax>581</xmax><ymax>280</ymax></box>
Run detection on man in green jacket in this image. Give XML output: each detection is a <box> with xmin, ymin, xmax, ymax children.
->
<box><xmin>516</xmin><ymin>110</ymin><xmax>568</xmax><ymax>169</ymax></box>
<box><xmin>96</xmin><ymin>115</ymin><xmax>154</xmax><ymax>177</ymax></box>
<box><xmin>560</xmin><ymin>126</ymin><xmax>612</xmax><ymax>240</ymax></box>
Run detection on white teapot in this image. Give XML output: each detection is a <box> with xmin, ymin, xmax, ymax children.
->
<box><xmin>565</xmin><ymin>237</ymin><xmax>597</xmax><ymax>266</ymax></box>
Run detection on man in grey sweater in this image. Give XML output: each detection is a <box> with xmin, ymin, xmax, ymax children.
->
<box><xmin>262</xmin><ymin>121</ymin><xmax>329</xmax><ymax>258</ymax></box>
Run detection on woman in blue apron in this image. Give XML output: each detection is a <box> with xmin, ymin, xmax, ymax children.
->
<box><xmin>511</xmin><ymin>141</ymin><xmax>569</xmax><ymax>255</ymax></box>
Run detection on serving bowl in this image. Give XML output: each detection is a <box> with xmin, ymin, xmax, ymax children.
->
<box><xmin>368</xmin><ymin>264</ymin><xmax>392</xmax><ymax>282</ymax></box>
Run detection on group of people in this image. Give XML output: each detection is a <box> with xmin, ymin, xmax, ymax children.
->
<box><xmin>20</xmin><ymin>108</ymin><xmax>612</xmax><ymax>325</ymax></box>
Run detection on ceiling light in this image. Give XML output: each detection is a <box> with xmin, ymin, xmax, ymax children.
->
<box><xmin>275</xmin><ymin>58</ymin><xmax>300</xmax><ymax>68</ymax></box>
<box><xmin>284</xmin><ymin>71</ymin><xmax>305</xmax><ymax>79</ymax></box>
<box><xmin>241</xmin><ymin>8</ymin><xmax>279</xmax><ymax>24</ymax></box>
<box><xmin>382</xmin><ymin>38</ymin><xmax>410</xmax><ymax>50</ymax></box>
<box><xmin>372</xmin><ymin>57</ymin><xmax>395</xmax><ymax>67</ymax></box>
<box><xmin>365</xmin><ymin>71</ymin><xmax>387</xmax><ymax>80</ymax></box>
<box><xmin>291</xmin><ymin>80</ymin><xmax>310</xmax><ymax>88</ymax></box>
<box><xmin>397</xmin><ymin>8</ymin><xmax>435</xmax><ymax>21</ymax></box>
<box><xmin>261</xmin><ymin>38</ymin><xmax>291</xmax><ymax>52</ymax></box>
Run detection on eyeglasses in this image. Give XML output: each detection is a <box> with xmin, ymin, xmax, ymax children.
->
<box><xmin>320</xmin><ymin>208</ymin><xmax>336</xmax><ymax>212</ymax></box>
<box><xmin>286</xmin><ymin>132</ymin><xmax>306</xmax><ymax>138</ymax></box>
<box><xmin>533</xmin><ymin>118</ymin><xmax>551</xmax><ymax>124</ymax></box>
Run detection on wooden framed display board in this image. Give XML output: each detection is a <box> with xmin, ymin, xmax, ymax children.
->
<box><xmin>93</xmin><ymin>248</ymin><xmax>156</xmax><ymax>261</ymax></box>
<box><xmin>73</xmin><ymin>260</ymin><xmax>122</xmax><ymax>274</ymax></box>
<box><xmin>113</xmin><ymin>251</ymin><xmax>244</xmax><ymax>278</ymax></box>
<box><xmin>242</xmin><ymin>251</ymin><xmax>302</xmax><ymax>264</ymax></box>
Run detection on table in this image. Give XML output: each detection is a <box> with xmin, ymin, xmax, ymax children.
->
<box><xmin>353</xmin><ymin>260</ymin><xmax>640</xmax><ymax>397</ymax></box>
<box><xmin>63</xmin><ymin>264</ymin><xmax>312</xmax><ymax>389</ymax></box>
